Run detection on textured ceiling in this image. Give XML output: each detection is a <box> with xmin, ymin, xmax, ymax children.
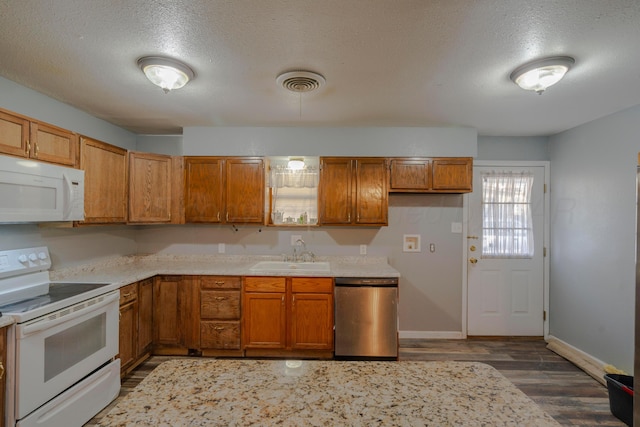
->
<box><xmin>0</xmin><ymin>1</ymin><xmax>639</xmax><ymax>136</ymax></box>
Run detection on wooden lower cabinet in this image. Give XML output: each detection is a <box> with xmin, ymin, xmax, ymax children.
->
<box><xmin>0</xmin><ymin>325</ymin><xmax>6</xmax><ymax>427</ymax></box>
<box><xmin>199</xmin><ymin>276</ymin><xmax>243</xmax><ymax>356</ymax></box>
<box><xmin>152</xmin><ymin>275</ymin><xmax>199</xmax><ymax>354</ymax></box>
<box><xmin>243</xmin><ymin>276</ymin><xmax>333</xmax><ymax>358</ymax></box>
<box><xmin>118</xmin><ymin>279</ymin><xmax>154</xmax><ymax>376</ymax></box>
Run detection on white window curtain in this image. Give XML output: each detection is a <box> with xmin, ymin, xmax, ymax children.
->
<box><xmin>481</xmin><ymin>171</ymin><xmax>534</xmax><ymax>258</ymax></box>
<box><xmin>271</xmin><ymin>166</ymin><xmax>319</xmax><ymax>224</ymax></box>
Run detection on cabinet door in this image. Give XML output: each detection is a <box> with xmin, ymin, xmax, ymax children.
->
<box><xmin>389</xmin><ymin>158</ymin><xmax>431</xmax><ymax>191</ymax></box>
<box><xmin>431</xmin><ymin>158</ymin><xmax>473</xmax><ymax>192</ymax></box>
<box><xmin>30</xmin><ymin>122</ymin><xmax>78</xmax><ymax>167</ymax></box>
<box><xmin>184</xmin><ymin>157</ymin><xmax>224</xmax><ymax>222</ymax></box>
<box><xmin>0</xmin><ymin>326</ymin><xmax>6</xmax><ymax>426</ymax></box>
<box><xmin>0</xmin><ymin>109</ymin><xmax>29</xmax><ymax>158</ymax></box>
<box><xmin>290</xmin><ymin>293</ymin><xmax>334</xmax><ymax>350</ymax></box>
<box><xmin>119</xmin><ymin>301</ymin><xmax>137</xmax><ymax>373</ymax></box>
<box><xmin>225</xmin><ymin>158</ymin><xmax>264</xmax><ymax>224</ymax></box>
<box><xmin>129</xmin><ymin>152</ymin><xmax>172</xmax><ymax>223</ymax></box>
<box><xmin>80</xmin><ymin>137</ymin><xmax>128</xmax><ymax>223</ymax></box>
<box><xmin>152</xmin><ymin>276</ymin><xmax>181</xmax><ymax>346</ymax></box>
<box><xmin>354</xmin><ymin>158</ymin><xmax>388</xmax><ymax>225</ymax></box>
<box><xmin>319</xmin><ymin>157</ymin><xmax>353</xmax><ymax>225</ymax></box>
<box><xmin>243</xmin><ymin>292</ymin><xmax>286</xmax><ymax>349</ymax></box>
<box><xmin>137</xmin><ymin>278</ymin><xmax>153</xmax><ymax>356</ymax></box>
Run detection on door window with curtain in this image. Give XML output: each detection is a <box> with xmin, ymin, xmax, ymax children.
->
<box><xmin>481</xmin><ymin>171</ymin><xmax>535</xmax><ymax>258</ymax></box>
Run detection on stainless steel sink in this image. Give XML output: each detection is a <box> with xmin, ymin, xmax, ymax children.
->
<box><xmin>249</xmin><ymin>261</ymin><xmax>330</xmax><ymax>273</ymax></box>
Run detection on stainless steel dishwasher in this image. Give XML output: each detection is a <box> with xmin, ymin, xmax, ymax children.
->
<box><xmin>334</xmin><ymin>277</ymin><xmax>398</xmax><ymax>359</ymax></box>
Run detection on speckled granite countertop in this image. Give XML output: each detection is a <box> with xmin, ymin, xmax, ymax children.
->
<box><xmin>0</xmin><ymin>315</ymin><xmax>14</xmax><ymax>328</ymax></box>
<box><xmin>97</xmin><ymin>359</ymin><xmax>560</xmax><ymax>427</ymax></box>
<box><xmin>50</xmin><ymin>254</ymin><xmax>400</xmax><ymax>287</ymax></box>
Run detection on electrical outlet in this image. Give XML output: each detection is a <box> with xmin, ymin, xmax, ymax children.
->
<box><xmin>451</xmin><ymin>222</ymin><xmax>462</xmax><ymax>233</ymax></box>
<box><xmin>360</xmin><ymin>244</ymin><xmax>367</xmax><ymax>255</ymax></box>
<box><xmin>430</xmin><ymin>243</ymin><xmax>435</xmax><ymax>253</ymax></box>
<box><xmin>291</xmin><ymin>235</ymin><xmax>302</xmax><ymax>246</ymax></box>
<box><xmin>218</xmin><ymin>243</ymin><xmax>225</xmax><ymax>253</ymax></box>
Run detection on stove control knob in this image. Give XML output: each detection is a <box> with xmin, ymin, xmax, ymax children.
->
<box><xmin>18</xmin><ymin>255</ymin><xmax>28</xmax><ymax>263</ymax></box>
<box><xmin>38</xmin><ymin>252</ymin><xmax>47</xmax><ymax>260</ymax></box>
<box><xmin>28</xmin><ymin>253</ymin><xmax>38</xmax><ymax>262</ymax></box>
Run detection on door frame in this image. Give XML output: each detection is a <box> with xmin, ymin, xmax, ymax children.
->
<box><xmin>461</xmin><ymin>160</ymin><xmax>550</xmax><ymax>339</ymax></box>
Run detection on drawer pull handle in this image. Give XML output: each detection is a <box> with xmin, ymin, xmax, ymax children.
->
<box><xmin>0</xmin><ymin>362</ymin><xmax>4</xmax><ymax>380</ymax></box>
<box><xmin>122</xmin><ymin>292</ymin><xmax>132</xmax><ymax>298</ymax></box>
<box><xmin>214</xmin><ymin>281</ymin><xmax>225</xmax><ymax>285</ymax></box>
<box><xmin>214</xmin><ymin>326</ymin><xmax>226</xmax><ymax>331</ymax></box>
<box><xmin>214</xmin><ymin>296</ymin><xmax>227</xmax><ymax>301</ymax></box>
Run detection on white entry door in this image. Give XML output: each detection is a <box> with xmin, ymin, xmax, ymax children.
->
<box><xmin>467</xmin><ymin>165</ymin><xmax>546</xmax><ymax>336</ymax></box>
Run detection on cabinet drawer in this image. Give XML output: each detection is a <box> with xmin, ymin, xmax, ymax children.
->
<box><xmin>292</xmin><ymin>277</ymin><xmax>333</xmax><ymax>293</ymax></box>
<box><xmin>200</xmin><ymin>276</ymin><xmax>241</xmax><ymax>290</ymax></box>
<box><xmin>201</xmin><ymin>290</ymin><xmax>241</xmax><ymax>319</ymax></box>
<box><xmin>244</xmin><ymin>277</ymin><xmax>286</xmax><ymax>292</ymax></box>
<box><xmin>119</xmin><ymin>283</ymin><xmax>137</xmax><ymax>305</ymax></box>
<box><xmin>201</xmin><ymin>321</ymin><xmax>241</xmax><ymax>349</ymax></box>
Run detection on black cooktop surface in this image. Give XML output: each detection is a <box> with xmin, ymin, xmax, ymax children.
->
<box><xmin>0</xmin><ymin>282</ymin><xmax>111</xmax><ymax>313</ymax></box>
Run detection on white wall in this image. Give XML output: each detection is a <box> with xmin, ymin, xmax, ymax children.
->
<box><xmin>0</xmin><ymin>76</ymin><xmax>136</xmax><ymax>150</ymax></box>
<box><xmin>183</xmin><ymin>126</ymin><xmax>477</xmax><ymax>157</ymax></box>
<box><xmin>478</xmin><ymin>136</ymin><xmax>549</xmax><ymax>161</ymax></box>
<box><xmin>548</xmin><ymin>104</ymin><xmax>640</xmax><ymax>373</ymax></box>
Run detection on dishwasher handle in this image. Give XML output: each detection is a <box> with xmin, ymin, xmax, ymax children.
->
<box><xmin>334</xmin><ymin>277</ymin><xmax>398</xmax><ymax>286</ymax></box>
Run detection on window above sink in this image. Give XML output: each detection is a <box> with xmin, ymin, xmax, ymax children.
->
<box><xmin>267</xmin><ymin>156</ymin><xmax>319</xmax><ymax>226</ymax></box>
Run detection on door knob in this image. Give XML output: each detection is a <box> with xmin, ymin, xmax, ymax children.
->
<box><xmin>469</xmin><ymin>257</ymin><xmax>478</xmax><ymax>264</ymax></box>
<box><xmin>470</xmin><ymin>245</ymin><xmax>477</xmax><ymax>252</ymax></box>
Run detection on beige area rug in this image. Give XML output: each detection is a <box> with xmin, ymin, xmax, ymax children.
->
<box><xmin>98</xmin><ymin>359</ymin><xmax>560</xmax><ymax>427</ymax></box>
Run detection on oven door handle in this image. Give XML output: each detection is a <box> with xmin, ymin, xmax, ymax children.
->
<box><xmin>21</xmin><ymin>292</ymin><xmax>119</xmax><ymax>336</ymax></box>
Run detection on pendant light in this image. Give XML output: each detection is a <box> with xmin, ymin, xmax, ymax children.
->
<box><xmin>510</xmin><ymin>56</ymin><xmax>575</xmax><ymax>94</ymax></box>
<box><xmin>138</xmin><ymin>56</ymin><xmax>195</xmax><ymax>93</ymax></box>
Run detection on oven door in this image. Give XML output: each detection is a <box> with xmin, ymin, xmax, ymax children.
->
<box><xmin>14</xmin><ymin>290</ymin><xmax>119</xmax><ymax>419</ymax></box>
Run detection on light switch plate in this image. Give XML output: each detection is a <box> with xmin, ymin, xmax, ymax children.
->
<box><xmin>451</xmin><ymin>222</ymin><xmax>463</xmax><ymax>233</ymax></box>
<box><xmin>360</xmin><ymin>244</ymin><xmax>367</xmax><ymax>255</ymax></box>
<box><xmin>218</xmin><ymin>243</ymin><xmax>225</xmax><ymax>253</ymax></box>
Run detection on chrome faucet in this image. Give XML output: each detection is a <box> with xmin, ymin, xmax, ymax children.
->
<box><xmin>293</xmin><ymin>238</ymin><xmax>315</xmax><ymax>262</ymax></box>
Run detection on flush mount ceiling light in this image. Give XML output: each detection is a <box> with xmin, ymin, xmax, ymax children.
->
<box><xmin>137</xmin><ymin>56</ymin><xmax>195</xmax><ymax>93</ymax></box>
<box><xmin>510</xmin><ymin>56</ymin><xmax>575</xmax><ymax>94</ymax></box>
<box><xmin>287</xmin><ymin>157</ymin><xmax>305</xmax><ymax>170</ymax></box>
<box><xmin>276</xmin><ymin>71</ymin><xmax>325</xmax><ymax>93</ymax></box>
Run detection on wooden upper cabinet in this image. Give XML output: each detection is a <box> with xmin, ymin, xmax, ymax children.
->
<box><xmin>184</xmin><ymin>156</ymin><xmax>264</xmax><ymax>224</ymax></box>
<box><xmin>129</xmin><ymin>151</ymin><xmax>172</xmax><ymax>223</ymax></box>
<box><xmin>226</xmin><ymin>158</ymin><xmax>264</xmax><ymax>223</ymax></box>
<box><xmin>319</xmin><ymin>158</ymin><xmax>352</xmax><ymax>225</ymax></box>
<box><xmin>79</xmin><ymin>137</ymin><xmax>128</xmax><ymax>223</ymax></box>
<box><xmin>389</xmin><ymin>157</ymin><xmax>473</xmax><ymax>193</ymax></box>
<box><xmin>319</xmin><ymin>157</ymin><xmax>387</xmax><ymax>226</ymax></box>
<box><xmin>0</xmin><ymin>109</ymin><xmax>29</xmax><ymax>158</ymax></box>
<box><xmin>184</xmin><ymin>157</ymin><xmax>224</xmax><ymax>222</ymax></box>
<box><xmin>389</xmin><ymin>158</ymin><xmax>431</xmax><ymax>191</ymax></box>
<box><xmin>30</xmin><ymin>122</ymin><xmax>78</xmax><ymax>166</ymax></box>
<box><xmin>0</xmin><ymin>108</ymin><xmax>78</xmax><ymax>167</ymax></box>
<box><xmin>355</xmin><ymin>158</ymin><xmax>388</xmax><ymax>225</ymax></box>
<box><xmin>431</xmin><ymin>157</ymin><xmax>473</xmax><ymax>192</ymax></box>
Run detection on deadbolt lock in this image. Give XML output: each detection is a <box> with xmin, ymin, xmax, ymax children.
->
<box><xmin>470</xmin><ymin>245</ymin><xmax>476</xmax><ymax>252</ymax></box>
<box><xmin>469</xmin><ymin>257</ymin><xmax>478</xmax><ymax>264</ymax></box>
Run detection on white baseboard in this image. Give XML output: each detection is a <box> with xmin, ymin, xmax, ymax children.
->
<box><xmin>546</xmin><ymin>335</ymin><xmax>607</xmax><ymax>386</ymax></box>
<box><xmin>399</xmin><ymin>331</ymin><xmax>464</xmax><ymax>339</ymax></box>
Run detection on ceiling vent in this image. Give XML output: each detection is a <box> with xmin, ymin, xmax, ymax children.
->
<box><xmin>276</xmin><ymin>71</ymin><xmax>326</xmax><ymax>93</ymax></box>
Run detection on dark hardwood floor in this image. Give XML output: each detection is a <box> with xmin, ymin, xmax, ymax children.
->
<box><xmin>87</xmin><ymin>338</ymin><xmax>625</xmax><ymax>426</ymax></box>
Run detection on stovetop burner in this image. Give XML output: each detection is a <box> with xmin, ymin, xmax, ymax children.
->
<box><xmin>0</xmin><ymin>282</ymin><xmax>111</xmax><ymax>314</ymax></box>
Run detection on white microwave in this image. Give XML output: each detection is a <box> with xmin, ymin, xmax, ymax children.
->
<box><xmin>0</xmin><ymin>155</ymin><xmax>84</xmax><ymax>223</ymax></box>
